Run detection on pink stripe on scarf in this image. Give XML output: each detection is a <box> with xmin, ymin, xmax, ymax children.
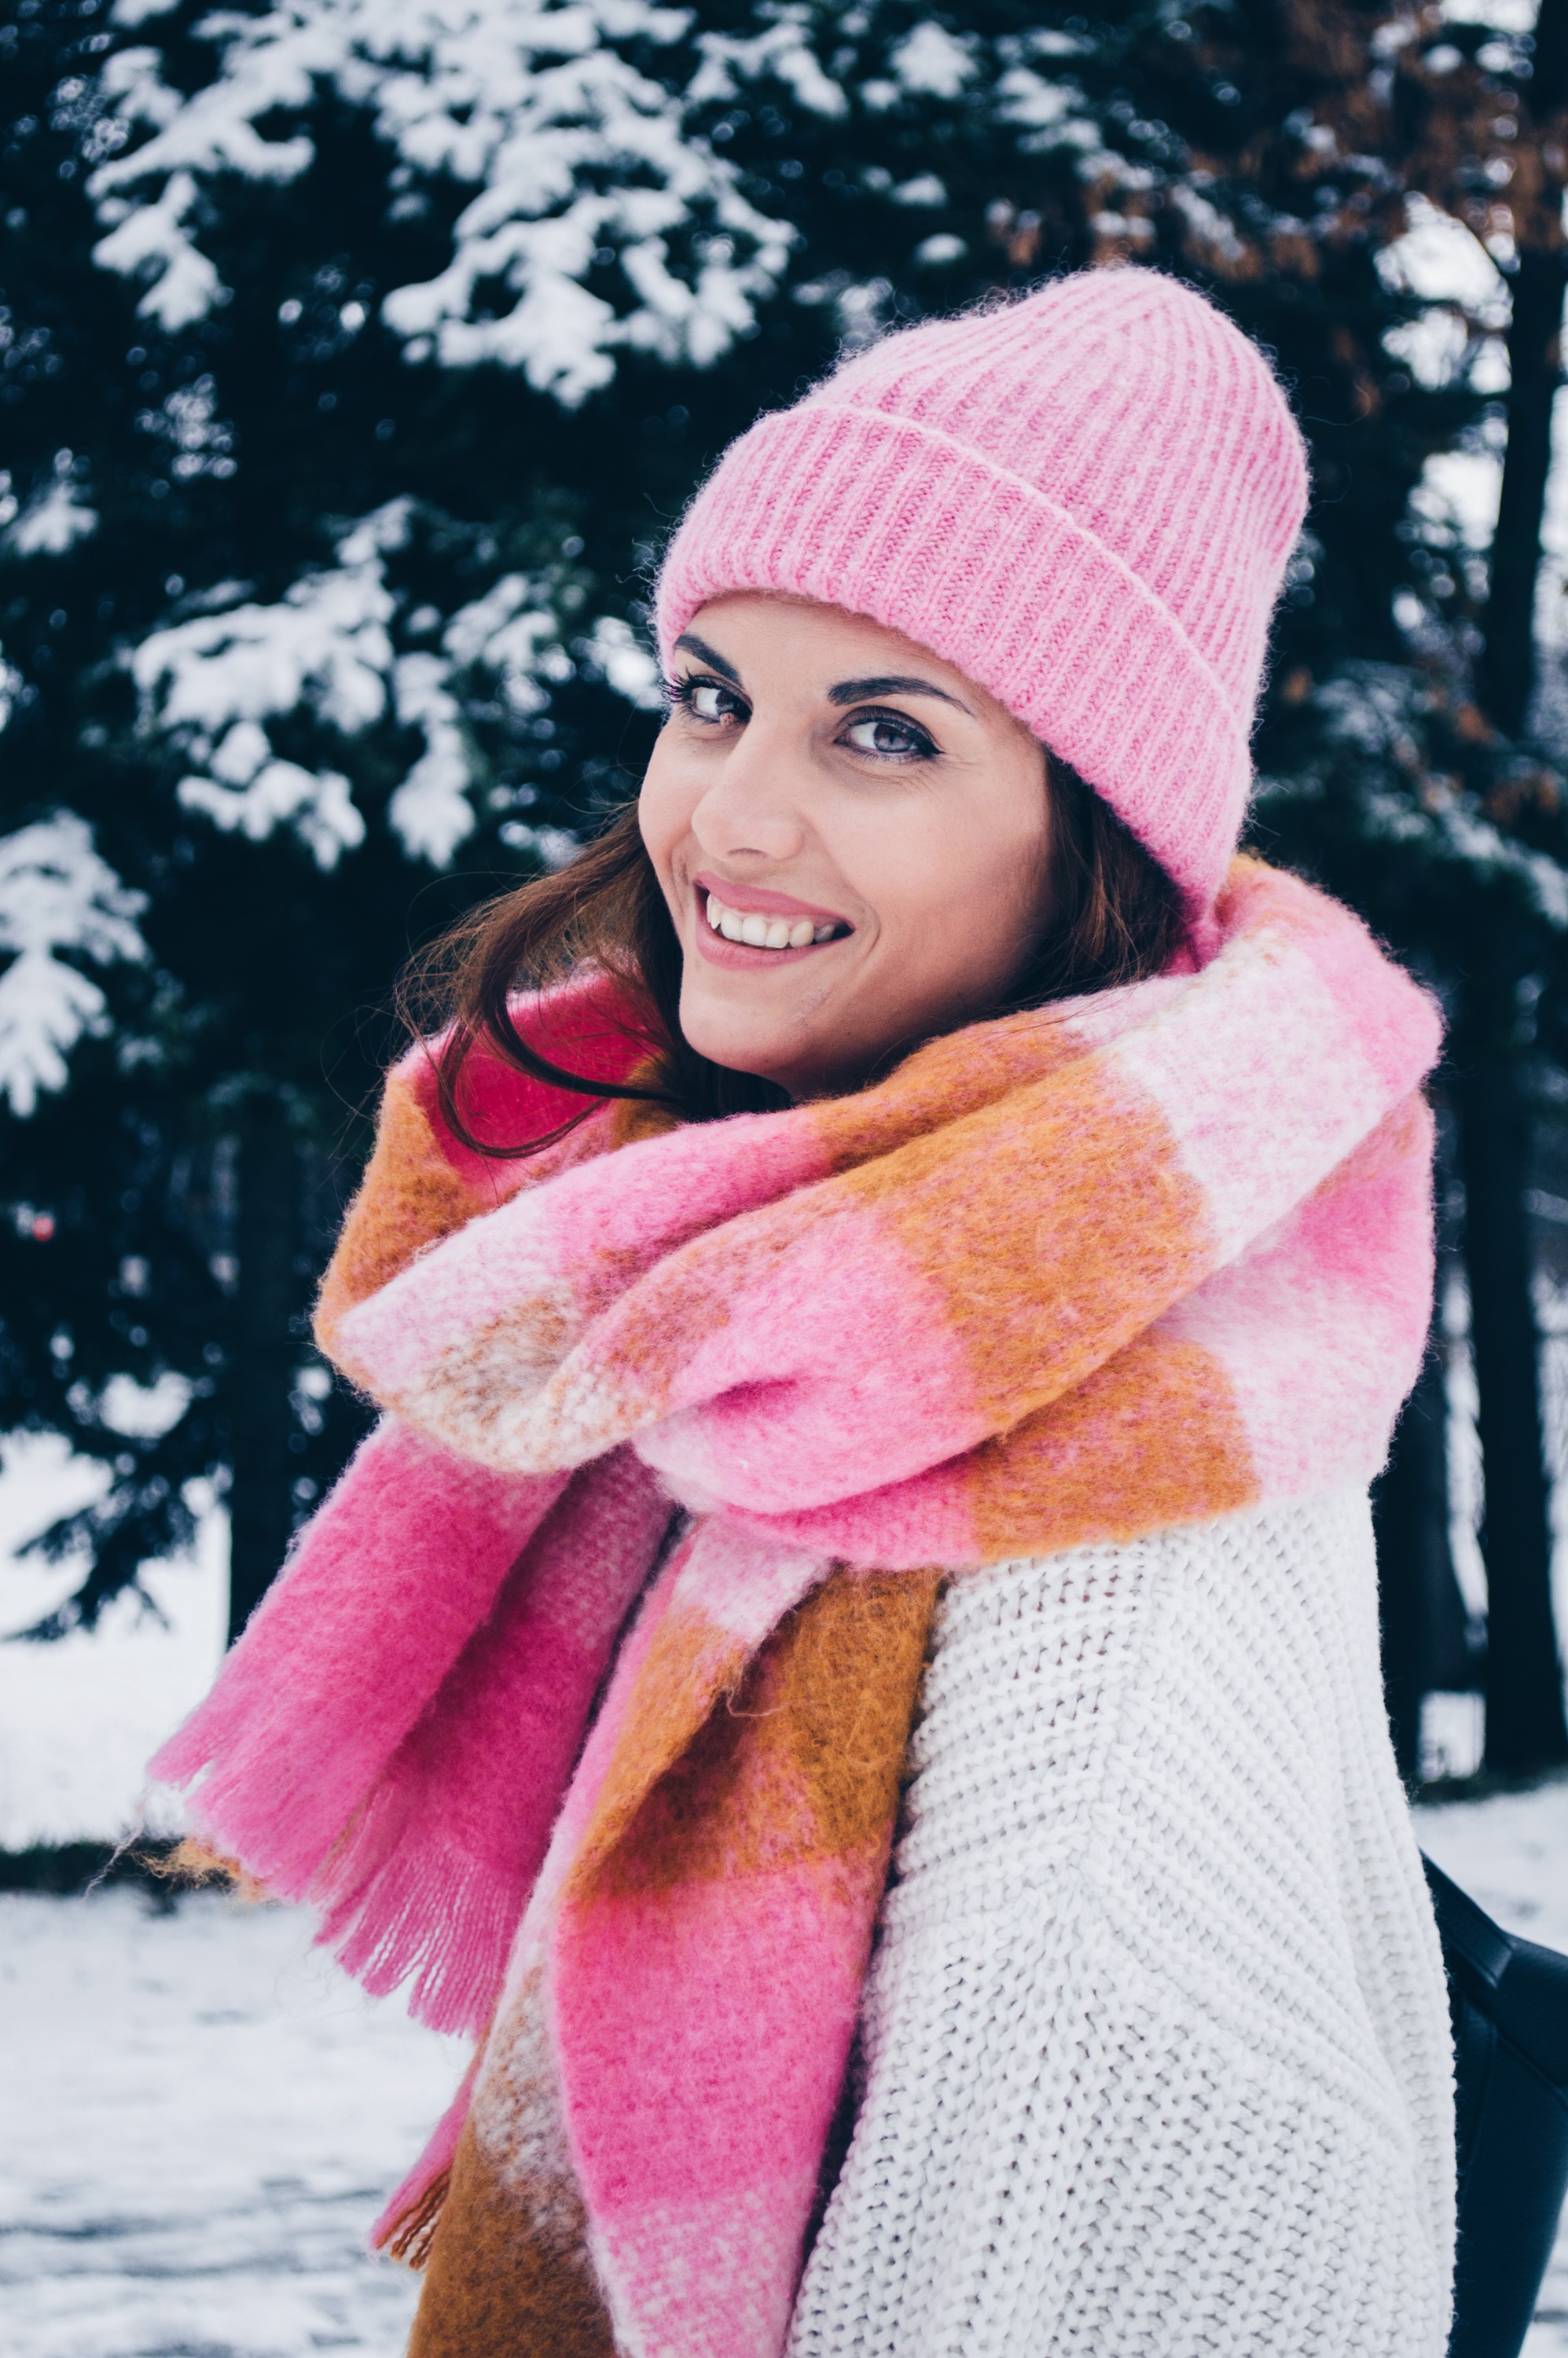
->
<box><xmin>149</xmin><ymin>1420</ymin><xmax>567</xmax><ymax>1902</ymax></box>
<box><xmin>151</xmin><ymin>1423</ymin><xmax>670</xmax><ymax>2034</ymax></box>
<box><xmin>633</xmin><ymin>1208</ymin><xmax>978</xmax><ymax>1516</ymax></box>
<box><xmin>313</xmin><ymin>1449</ymin><xmax>672</xmax><ymax>2033</ymax></box>
<box><xmin>556</xmin><ymin>1854</ymin><xmax>887</xmax><ymax>2358</ymax></box>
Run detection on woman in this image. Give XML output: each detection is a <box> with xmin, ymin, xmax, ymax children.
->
<box><xmin>154</xmin><ymin>268</ymin><xmax>1455</xmax><ymax>2356</ymax></box>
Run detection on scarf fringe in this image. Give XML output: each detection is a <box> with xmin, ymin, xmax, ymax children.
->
<box><xmin>156</xmin><ymin>1694</ymin><xmax>525</xmax><ymax>2037</ymax></box>
<box><xmin>317</xmin><ymin>1832</ymin><xmax>523</xmax><ymax>2038</ymax></box>
<box><xmin>151</xmin><ymin>1695</ymin><xmax>361</xmax><ymax>1909</ymax></box>
<box><xmin>376</xmin><ymin>2164</ymin><xmax>452</xmax><ymax>2269</ymax></box>
<box><xmin>156</xmin><ymin>1835</ymin><xmax>271</xmax><ymax>1906</ymax></box>
<box><xmin>370</xmin><ymin>2044</ymin><xmax>483</xmax><ymax>2265</ymax></box>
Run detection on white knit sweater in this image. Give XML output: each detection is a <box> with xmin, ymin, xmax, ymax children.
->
<box><xmin>787</xmin><ymin>1486</ymin><xmax>1455</xmax><ymax>2358</ymax></box>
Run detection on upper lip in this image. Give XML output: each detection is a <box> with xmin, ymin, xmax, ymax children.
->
<box><xmin>692</xmin><ymin>870</ymin><xmax>851</xmax><ymax>928</ymax></box>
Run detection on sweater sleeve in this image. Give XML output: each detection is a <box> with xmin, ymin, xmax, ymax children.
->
<box><xmin>786</xmin><ymin>1489</ymin><xmax>1454</xmax><ymax>2358</ymax></box>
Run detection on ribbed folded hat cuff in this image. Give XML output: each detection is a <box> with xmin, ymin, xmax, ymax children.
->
<box><xmin>656</xmin><ymin>401</ymin><xmax>1253</xmax><ymax>912</ymax></box>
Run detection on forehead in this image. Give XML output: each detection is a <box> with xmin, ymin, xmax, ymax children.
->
<box><xmin>684</xmin><ymin>592</ymin><xmax>1000</xmax><ymax>714</ymax></box>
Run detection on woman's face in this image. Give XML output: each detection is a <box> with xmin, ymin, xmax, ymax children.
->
<box><xmin>639</xmin><ymin>594</ymin><xmax>1056</xmax><ymax>1100</ymax></box>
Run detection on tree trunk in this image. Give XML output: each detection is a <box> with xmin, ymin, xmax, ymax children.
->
<box><xmin>227</xmin><ymin>1110</ymin><xmax>300</xmax><ymax>1644</ymax></box>
<box><xmin>1478</xmin><ymin>0</ymin><xmax>1568</xmax><ymax>734</ymax></box>
<box><xmin>1372</xmin><ymin>1333</ymin><xmax>1478</xmax><ymax>1785</ymax></box>
<box><xmin>1455</xmin><ymin>1047</ymin><xmax>1568</xmax><ymax>1772</ymax></box>
<box><xmin>1468</xmin><ymin>8</ymin><xmax>1568</xmax><ymax>1768</ymax></box>
<box><xmin>1480</xmin><ymin>247</ymin><xmax>1566</xmax><ymax>735</ymax></box>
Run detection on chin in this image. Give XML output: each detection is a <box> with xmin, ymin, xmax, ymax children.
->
<box><xmin>678</xmin><ymin>996</ymin><xmax>791</xmax><ymax>1089</ymax></box>
<box><xmin>682</xmin><ymin>1021</ymin><xmax>785</xmax><ymax>1087</ymax></box>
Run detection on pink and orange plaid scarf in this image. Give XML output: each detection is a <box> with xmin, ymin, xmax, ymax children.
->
<box><xmin>152</xmin><ymin>858</ymin><xmax>1440</xmax><ymax>2358</ymax></box>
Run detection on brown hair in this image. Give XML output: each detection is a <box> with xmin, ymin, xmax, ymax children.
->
<box><xmin>408</xmin><ymin>755</ymin><xmax>1184</xmax><ymax>1160</ymax></box>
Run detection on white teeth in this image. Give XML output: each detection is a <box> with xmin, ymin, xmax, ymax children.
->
<box><xmin>703</xmin><ymin>889</ymin><xmax>844</xmax><ymax>950</ymax></box>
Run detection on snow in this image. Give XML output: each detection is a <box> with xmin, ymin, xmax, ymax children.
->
<box><xmin>138</xmin><ymin>373</ymin><xmax>238</xmax><ymax>483</ymax></box>
<box><xmin>1440</xmin><ymin>0</ymin><xmax>1537</xmax><ymax>30</ymax></box>
<box><xmin>913</xmin><ymin>234</ymin><xmax>968</xmax><ymax>270</ymax></box>
<box><xmin>689</xmin><ymin>15</ymin><xmax>849</xmax><ymax>123</ymax></box>
<box><xmin>2</xmin><ymin>1886</ymin><xmax>464</xmax><ymax>2358</ymax></box>
<box><xmin>92</xmin><ymin>166</ymin><xmax>226</xmax><ymax>334</ymax></box>
<box><xmin>129</xmin><ymin>501</ymin><xmax>589</xmax><ymax>871</ymax></box>
<box><xmin>1302</xmin><ymin>662</ymin><xmax>1568</xmax><ymax>931</ymax></box>
<box><xmin>892</xmin><ymin>174</ymin><xmax>948</xmax><ymax>208</ymax></box>
<box><xmin>1420</xmin><ymin>1780</ymin><xmax>1568</xmax><ymax>1956</ymax></box>
<box><xmin>889</xmin><ymin>21</ymin><xmax>976</xmax><ymax>98</ymax></box>
<box><xmin>85</xmin><ymin>0</ymin><xmax>798</xmax><ymax>403</ymax></box>
<box><xmin>132</xmin><ymin>511</ymin><xmax>398</xmax><ymax>870</ymax></box>
<box><xmin>0</xmin><ymin>815</ymin><xmax>149</xmax><ymax>1120</ymax></box>
<box><xmin>584</xmin><ymin>612</ymin><xmax>664</xmax><ymax>710</ymax></box>
<box><xmin>387</xmin><ymin>651</ymin><xmax>475</xmax><ymax>867</ymax></box>
<box><xmin>1377</xmin><ymin>194</ymin><xmax>1508</xmax><ymax>321</ymax></box>
<box><xmin>0</xmin><ymin>644</ymin><xmax>25</xmax><ymax>732</ymax></box>
<box><xmin>4</xmin><ymin>457</ymin><xmax>101</xmax><ymax>557</ymax></box>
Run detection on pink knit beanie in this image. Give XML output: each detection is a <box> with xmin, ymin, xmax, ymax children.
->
<box><xmin>655</xmin><ymin>267</ymin><xmax>1309</xmax><ymax>913</ymax></box>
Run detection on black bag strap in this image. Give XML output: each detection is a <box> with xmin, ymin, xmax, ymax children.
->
<box><xmin>1423</xmin><ymin>1853</ymin><xmax>1568</xmax><ymax>2086</ymax></box>
<box><xmin>1423</xmin><ymin>1856</ymin><xmax>1515</xmax><ymax>1993</ymax></box>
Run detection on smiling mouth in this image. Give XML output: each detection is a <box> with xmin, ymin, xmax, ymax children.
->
<box><xmin>703</xmin><ymin>887</ymin><xmax>850</xmax><ymax>951</ymax></box>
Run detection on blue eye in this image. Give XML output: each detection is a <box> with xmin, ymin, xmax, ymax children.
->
<box><xmin>671</xmin><ymin>675</ymin><xmax>747</xmax><ymax>725</ymax></box>
<box><xmin>843</xmin><ymin>713</ymin><xmax>935</xmax><ymax>759</ymax></box>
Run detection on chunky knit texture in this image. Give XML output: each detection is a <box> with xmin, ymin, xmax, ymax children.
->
<box><xmin>150</xmin><ymin>858</ymin><xmax>1440</xmax><ymax>2358</ymax></box>
<box><xmin>788</xmin><ymin>1491</ymin><xmax>1454</xmax><ymax>2358</ymax></box>
<box><xmin>655</xmin><ymin>267</ymin><xmax>1309</xmax><ymax>910</ymax></box>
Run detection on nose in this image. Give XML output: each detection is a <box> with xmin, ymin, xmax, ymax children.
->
<box><xmin>688</xmin><ymin>713</ymin><xmax>810</xmax><ymax>865</ymax></box>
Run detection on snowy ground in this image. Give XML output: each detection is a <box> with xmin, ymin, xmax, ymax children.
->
<box><xmin>2</xmin><ymin>1886</ymin><xmax>463</xmax><ymax>2358</ymax></box>
<box><xmin>3</xmin><ymin>1434</ymin><xmax>1567</xmax><ymax>2356</ymax></box>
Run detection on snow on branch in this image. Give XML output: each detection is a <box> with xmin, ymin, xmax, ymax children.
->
<box><xmin>128</xmin><ymin>501</ymin><xmax>623</xmax><ymax>868</ymax></box>
<box><xmin>0</xmin><ymin>815</ymin><xmax>149</xmax><ymax>1119</ymax></box>
<box><xmin>0</xmin><ymin>644</ymin><xmax>24</xmax><ymax>733</ymax></box>
<box><xmin>2</xmin><ymin>451</ymin><xmax>99</xmax><ymax>558</ymax></box>
<box><xmin>130</xmin><ymin>503</ymin><xmax>405</xmax><ymax>869</ymax></box>
<box><xmin>87</xmin><ymin>0</ymin><xmax>806</xmax><ymax>402</ymax></box>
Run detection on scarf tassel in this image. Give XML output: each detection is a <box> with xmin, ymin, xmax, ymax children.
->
<box><xmin>369</xmin><ymin>2028</ymin><xmax>485</xmax><ymax>2267</ymax></box>
<box><xmin>377</xmin><ymin>2164</ymin><xmax>452</xmax><ymax>2270</ymax></box>
<box><xmin>311</xmin><ymin>1798</ymin><xmax>529</xmax><ymax>2037</ymax></box>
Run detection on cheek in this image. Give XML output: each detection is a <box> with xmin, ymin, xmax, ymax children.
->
<box><xmin>636</xmin><ymin>736</ymin><xmax>691</xmax><ymax>887</ymax></box>
<box><xmin>845</xmin><ymin>778</ymin><xmax>1050</xmax><ymax>971</ymax></box>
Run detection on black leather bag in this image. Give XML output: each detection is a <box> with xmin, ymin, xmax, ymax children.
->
<box><xmin>1423</xmin><ymin>1853</ymin><xmax>1568</xmax><ymax>2358</ymax></box>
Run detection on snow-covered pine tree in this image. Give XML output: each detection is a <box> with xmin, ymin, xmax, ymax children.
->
<box><xmin>2</xmin><ymin>0</ymin><xmax>680</xmax><ymax>1633</ymax></box>
<box><xmin>4</xmin><ymin>0</ymin><xmax>1566</xmax><ymax>1758</ymax></box>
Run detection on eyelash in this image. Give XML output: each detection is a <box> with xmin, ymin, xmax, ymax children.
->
<box><xmin>665</xmin><ymin>674</ymin><xmax>939</xmax><ymax>762</ymax></box>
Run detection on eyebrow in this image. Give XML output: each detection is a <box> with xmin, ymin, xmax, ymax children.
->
<box><xmin>674</xmin><ymin>634</ymin><xmax>972</xmax><ymax>718</ymax></box>
<box><xmin>674</xmin><ymin>631</ymin><xmax>744</xmax><ymax>685</ymax></box>
<box><xmin>826</xmin><ymin>674</ymin><xmax>972</xmax><ymax>715</ymax></box>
